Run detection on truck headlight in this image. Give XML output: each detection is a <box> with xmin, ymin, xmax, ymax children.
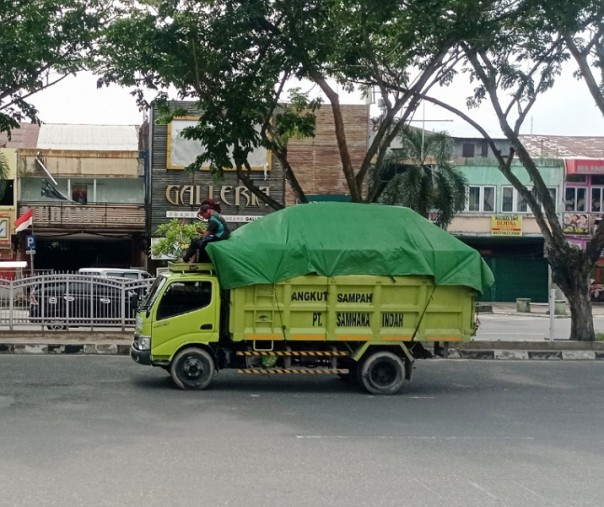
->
<box><xmin>137</xmin><ymin>336</ymin><xmax>151</xmax><ymax>351</ymax></box>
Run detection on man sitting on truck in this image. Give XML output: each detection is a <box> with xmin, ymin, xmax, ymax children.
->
<box><xmin>182</xmin><ymin>204</ymin><xmax>231</xmax><ymax>263</ymax></box>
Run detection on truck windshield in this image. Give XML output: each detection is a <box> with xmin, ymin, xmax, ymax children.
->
<box><xmin>139</xmin><ymin>276</ymin><xmax>168</xmax><ymax>310</ymax></box>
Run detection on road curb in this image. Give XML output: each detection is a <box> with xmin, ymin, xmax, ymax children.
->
<box><xmin>0</xmin><ymin>343</ymin><xmax>131</xmax><ymax>355</ymax></box>
<box><xmin>445</xmin><ymin>348</ymin><xmax>604</xmax><ymax>360</ymax></box>
<box><xmin>1</xmin><ymin>341</ymin><xmax>604</xmax><ymax>360</ymax></box>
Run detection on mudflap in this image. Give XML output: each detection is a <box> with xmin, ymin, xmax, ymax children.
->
<box><xmin>409</xmin><ymin>341</ymin><xmax>433</xmax><ymax>359</ymax></box>
<box><xmin>404</xmin><ymin>357</ymin><xmax>413</xmax><ymax>381</ymax></box>
<box><xmin>398</xmin><ymin>342</ymin><xmax>415</xmax><ymax>381</ymax></box>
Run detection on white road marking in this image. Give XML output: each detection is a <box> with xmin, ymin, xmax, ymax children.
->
<box><xmin>413</xmin><ymin>477</ymin><xmax>446</xmax><ymax>500</ymax></box>
<box><xmin>295</xmin><ymin>435</ymin><xmax>535</xmax><ymax>440</ymax></box>
<box><xmin>467</xmin><ymin>480</ymin><xmax>499</xmax><ymax>500</ymax></box>
<box><xmin>479</xmin><ymin>332</ymin><xmax>544</xmax><ymax>336</ymax></box>
<box><xmin>518</xmin><ymin>485</ymin><xmax>554</xmax><ymax>503</ymax></box>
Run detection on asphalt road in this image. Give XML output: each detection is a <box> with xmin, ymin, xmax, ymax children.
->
<box><xmin>1</xmin><ymin>356</ymin><xmax>603</xmax><ymax>506</ymax></box>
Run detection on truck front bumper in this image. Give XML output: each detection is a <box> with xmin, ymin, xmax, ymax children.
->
<box><xmin>130</xmin><ymin>344</ymin><xmax>151</xmax><ymax>365</ymax></box>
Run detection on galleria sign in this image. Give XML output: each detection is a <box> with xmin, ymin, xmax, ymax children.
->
<box><xmin>165</xmin><ymin>185</ymin><xmax>271</xmax><ymax>207</ymax></box>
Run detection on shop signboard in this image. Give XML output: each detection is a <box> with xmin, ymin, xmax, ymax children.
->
<box><xmin>491</xmin><ymin>215</ymin><xmax>522</xmax><ymax>236</ymax></box>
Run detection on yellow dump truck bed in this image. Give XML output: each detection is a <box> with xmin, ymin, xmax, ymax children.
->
<box><xmin>229</xmin><ymin>274</ymin><xmax>477</xmax><ymax>343</ymax></box>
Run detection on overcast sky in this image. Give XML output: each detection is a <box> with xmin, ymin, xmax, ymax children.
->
<box><xmin>29</xmin><ymin>68</ymin><xmax>603</xmax><ymax>138</ymax></box>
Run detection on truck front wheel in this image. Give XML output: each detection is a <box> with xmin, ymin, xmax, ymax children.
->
<box><xmin>358</xmin><ymin>351</ymin><xmax>405</xmax><ymax>395</ymax></box>
<box><xmin>170</xmin><ymin>347</ymin><xmax>215</xmax><ymax>390</ymax></box>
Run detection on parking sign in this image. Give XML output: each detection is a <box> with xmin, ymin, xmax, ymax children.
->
<box><xmin>26</xmin><ymin>234</ymin><xmax>36</xmax><ymax>251</ymax></box>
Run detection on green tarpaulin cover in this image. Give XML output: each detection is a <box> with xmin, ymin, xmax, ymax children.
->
<box><xmin>207</xmin><ymin>202</ymin><xmax>494</xmax><ymax>293</ymax></box>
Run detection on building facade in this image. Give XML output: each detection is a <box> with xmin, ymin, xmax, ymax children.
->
<box><xmin>446</xmin><ymin>136</ymin><xmax>563</xmax><ymax>302</ymax></box>
<box><xmin>447</xmin><ymin>134</ymin><xmax>604</xmax><ymax>302</ymax></box>
<box><xmin>0</xmin><ymin>147</ymin><xmax>17</xmax><ymax>262</ymax></box>
<box><xmin>6</xmin><ymin>109</ymin><xmax>600</xmax><ymax>300</ymax></box>
<box><xmin>13</xmin><ymin>124</ymin><xmax>146</xmax><ymax>271</ymax></box>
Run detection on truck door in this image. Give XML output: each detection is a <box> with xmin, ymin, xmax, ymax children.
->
<box><xmin>151</xmin><ymin>280</ymin><xmax>218</xmax><ymax>355</ymax></box>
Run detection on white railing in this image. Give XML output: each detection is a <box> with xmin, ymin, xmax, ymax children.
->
<box><xmin>0</xmin><ymin>272</ymin><xmax>154</xmax><ymax>332</ymax></box>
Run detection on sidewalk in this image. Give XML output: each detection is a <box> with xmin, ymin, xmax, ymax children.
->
<box><xmin>0</xmin><ymin>331</ymin><xmax>131</xmax><ymax>355</ymax></box>
<box><xmin>1</xmin><ymin>303</ymin><xmax>604</xmax><ymax>359</ymax></box>
<box><xmin>480</xmin><ymin>301</ymin><xmax>604</xmax><ymax>317</ymax></box>
<box><xmin>456</xmin><ymin>300</ymin><xmax>604</xmax><ymax>359</ymax></box>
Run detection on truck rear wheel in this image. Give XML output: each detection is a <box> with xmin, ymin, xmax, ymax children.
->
<box><xmin>358</xmin><ymin>351</ymin><xmax>405</xmax><ymax>395</ymax></box>
<box><xmin>170</xmin><ymin>347</ymin><xmax>215</xmax><ymax>390</ymax></box>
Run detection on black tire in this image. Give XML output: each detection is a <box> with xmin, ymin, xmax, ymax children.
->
<box><xmin>170</xmin><ymin>347</ymin><xmax>215</xmax><ymax>390</ymax></box>
<box><xmin>358</xmin><ymin>351</ymin><xmax>405</xmax><ymax>395</ymax></box>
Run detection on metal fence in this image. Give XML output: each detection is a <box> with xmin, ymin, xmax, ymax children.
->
<box><xmin>0</xmin><ymin>272</ymin><xmax>154</xmax><ymax>332</ymax></box>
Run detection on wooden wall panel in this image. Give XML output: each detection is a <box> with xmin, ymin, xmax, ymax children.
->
<box><xmin>285</xmin><ymin>104</ymin><xmax>369</xmax><ymax>204</ymax></box>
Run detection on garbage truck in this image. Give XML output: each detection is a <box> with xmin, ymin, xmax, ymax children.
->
<box><xmin>131</xmin><ymin>203</ymin><xmax>493</xmax><ymax>394</ymax></box>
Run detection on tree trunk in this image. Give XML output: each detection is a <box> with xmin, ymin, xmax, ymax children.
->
<box><xmin>566</xmin><ymin>289</ymin><xmax>595</xmax><ymax>342</ymax></box>
<box><xmin>549</xmin><ymin>247</ymin><xmax>595</xmax><ymax>341</ymax></box>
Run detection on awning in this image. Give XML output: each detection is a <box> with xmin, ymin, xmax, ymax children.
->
<box><xmin>565</xmin><ymin>159</ymin><xmax>604</xmax><ymax>174</ymax></box>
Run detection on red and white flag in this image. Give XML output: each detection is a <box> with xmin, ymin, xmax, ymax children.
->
<box><xmin>15</xmin><ymin>209</ymin><xmax>33</xmax><ymax>233</ymax></box>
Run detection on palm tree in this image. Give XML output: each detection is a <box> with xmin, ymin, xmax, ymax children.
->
<box><xmin>370</xmin><ymin>126</ymin><xmax>467</xmax><ymax>228</ymax></box>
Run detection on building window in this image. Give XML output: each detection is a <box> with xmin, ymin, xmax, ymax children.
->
<box><xmin>548</xmin><ymin>187</ymin><xmax>558</xmax><ymax>210</ymax></box>
<box><xmin>480</xmin><ymin>142</ymin><xmax>488</xmax><ymax>158</ymax></box>
<box><xmin>72</xmin><ymin>185</ymin><xmax>88</xmax><ymax>204</ymax></box>
<box><xmin>591</xmin><ymin>175</ymin><xmax>604</xmax><ymax>185</ymax></box>
<box><xmin>466</xmin><ymin>186</ymin><xmax>495</xmax><ymax>212</ymax></box>
<box><xmin>502</xmin><ymin>186</ymin><xmax>557</xmax><ymax>213</ymax></box>
<box><xmin>0</xmin><ymin>180</ymin><xmax>14</xmax><ymax>205</ymax></box>
<box><xmin>565</xmin><ymin>187</ymin><xmax>586</xmax><ymax>211</ymax></box>
<box><xmin>591</xmin><ymin>187</ymin><xmax>603</xmax><ymax>213</ymax></box>
<box><xmin>502</xmin><ymin>187</ymin><xmax>514</xmax><ymax>212</ymax></box>
<box><xmin>462</xmin><ymin>143</ymin><xmax>475</xmax><ymax>158</ymax></box>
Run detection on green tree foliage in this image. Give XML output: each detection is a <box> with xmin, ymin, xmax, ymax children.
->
<box><xmin>407</xmin><ymin>0</ymin><xmax>603</xmax><ymax>340</ymax></box>
<box><xmin>151</xmin><ymin>219</ymin><xmax>205</xmax><ymax>260</ymax></box>
<box><xmin>0</xmin><ymin>0</ymin><xmax>112</xmax><ymax>135</ymax></box>
<box><xmin>98</xmin><ymin>0</ymin><xmax>602</xmax><ymax>339</ymax></box>
<box><xmin>372</xmin><ymin>127</ymin><xmax>467</xmax><ymax>228</ymax></box>
<box><xmin>536</xmin><ymin>0</ymin><xmax>604</xmax><ymax>115</ymax></box>
<box><xmin>98</xmin><ymin>0</ymin><xmax>473</xmax><ymax>204</ymax></box>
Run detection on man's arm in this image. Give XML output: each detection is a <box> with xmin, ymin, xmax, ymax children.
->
<box><xmin>206</xmin><ymin>218</ymin><xmax>219</xmax><ymax>237</ymax></box>
<box><xmin>197</xmin><ymin>225</ymin><xmax>211</xmax><ymax>239</ymax></box>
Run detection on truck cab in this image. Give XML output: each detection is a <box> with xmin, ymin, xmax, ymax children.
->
<box><xmin>131</xmin><ymin>264</ymin><xmax>221</xmax><ymax>382</ymax></box>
